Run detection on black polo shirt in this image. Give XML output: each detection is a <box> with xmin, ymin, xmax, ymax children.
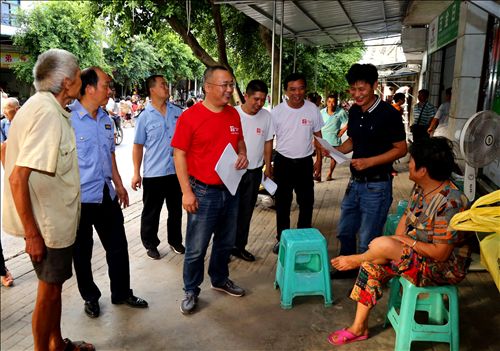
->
<box><xmin>347</xmin><ymin>96</ymin><xmax>406</xmax><ymax>178</ymax></box>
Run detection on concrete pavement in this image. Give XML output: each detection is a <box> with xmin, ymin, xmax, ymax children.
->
<box><xmin>1</xmin><ymin>128</ymin><xmax>499</xmax><ymax>350</ymax></box>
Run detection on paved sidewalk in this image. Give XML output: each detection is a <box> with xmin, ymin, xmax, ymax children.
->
<box><xmin>1</xmin><ymin>162</ymin><xmax>499</xmax><ymax>351</ymax></box>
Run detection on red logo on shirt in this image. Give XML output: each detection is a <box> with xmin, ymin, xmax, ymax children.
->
<box><xmin>301</xmin><ymin>118</ymin><xmax>312</xmax><ymax>126</ymax></box>
<box><xmin>229</xmin><ymin>126</ymin><xmax>239</xmax><ymax>134</ymax></box>
<box><xmin>256</xmin><ymin>128</ymin><xmax>262</xmax><ymax>135</ymax></box>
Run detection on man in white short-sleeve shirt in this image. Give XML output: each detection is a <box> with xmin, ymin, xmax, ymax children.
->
<box><xmin>271</xmin><ymin>73</ymin><xmax>324</xmax><ymax>254</ymax></box>
<box><xmin>428</xmin><ymin>87</ymin><xmax>451</xmax><ymax>138</ymax></box>
<box><xmin>232</xmin><ymin>80</ymin><xmax>274</xmax><ymax>262</ymax></box>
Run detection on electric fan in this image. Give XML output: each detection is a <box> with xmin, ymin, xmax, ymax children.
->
<box><xmin>456</xmin><ymin>110</ymin><xmax>500</xmax><ymax>201</ymax></box>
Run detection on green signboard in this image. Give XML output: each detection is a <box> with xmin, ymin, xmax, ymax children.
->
<box><xmin>437</xmin><ymin>1</ymin><xmax>460</xmax><ymax>48</ymax></box>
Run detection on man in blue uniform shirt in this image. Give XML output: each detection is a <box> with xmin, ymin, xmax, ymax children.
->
<box><xmin>132</xmin><ymin>75</ymin><xmax>185</xmax><ymax>260</ymax></box>
<box><xmin>70</xmin><ymin>66</ymin><xmax>148</xmax><ymax>318</ymax></box>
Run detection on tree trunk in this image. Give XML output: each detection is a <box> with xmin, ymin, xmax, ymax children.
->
<box><xmin>166</xmin><ymin>12</ymin><xmax>244</xmax><ymax>103</ymax></box>
<box><xmin>166</xmin><ymin>16</ymin><xmax>219</xmax><ymax>67</ymax></box>
<box><xmin>259</xmin><ymin>25</ymin><xmax>281</xmax><ymax>106</ymax></box>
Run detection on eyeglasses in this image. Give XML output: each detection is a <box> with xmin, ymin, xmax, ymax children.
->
<box><xmin>206</xmin><ymin>82</ymin><xmax>235</xmax><ymax>89</ymax></box>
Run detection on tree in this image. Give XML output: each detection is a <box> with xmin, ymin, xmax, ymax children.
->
<box><xmin>12</xmin><ymin>0</ymin><xmax>108</xmax><ymax>85</ymax></box>
<box><xmin>105</xmin><ymin>35</ymin><xmax>160</xmax><ymax>96</ymax></box>
<box><xmin>92</xmin><ymin>0</ymin><xmax>248</xmax><ymax>100</ymax></box>
<box><xmin>105</xmin><ymin>31</ymin><xmax>204</xmax><ymax>96</ymax></box>
<box><xmin>91</xmin><ymin>1</ymin><xmax>364</xmax><ymax>102</ymax></box>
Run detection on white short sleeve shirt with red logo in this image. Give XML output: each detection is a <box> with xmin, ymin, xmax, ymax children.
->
<box><xmin>271</xmin><ymin>100</ymin><xmax>323</xmax><ymax>159</ymax></box>
<box><xmin>236</xmin><ymin>106</ymin><xmax>274</xmax><ymax>170</ymax></box>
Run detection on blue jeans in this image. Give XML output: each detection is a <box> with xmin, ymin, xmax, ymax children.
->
<box><xmin>183</xmin><ymin>180</ymin><xmax>239</xmax><ymax>295</ymax></box>
<box><xmin>337</xmin><ymin>179</ymin><xmax>393</xmax><ymax>255</ymax></box>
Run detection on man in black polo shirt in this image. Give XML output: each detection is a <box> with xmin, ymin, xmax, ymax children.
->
<box><xmin>332</xmin><ymin>63</ymin><xmax>407</xmax><ymax>279</ymax></box>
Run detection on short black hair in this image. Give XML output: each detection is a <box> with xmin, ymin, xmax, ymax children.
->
<box><xmin>186</xmin><ymin>98</ymin><xmax>196</xmax><ymax>108</ymax></box>
<box><xmin>409</xmin><ymin>137</ymin><xmax>457</xmax><ymax>181</ymax></box>
<box><xmin>146</xmin><ymin>75</ymin><xmax>164</xmax><ymax>94</ymax></box>
<box><xmin>418</xmin><ymin>89</ymin><xmax>430</xmax><ymax>99</ymax></box>
<box><xmin>246</xmin><ymin>79</ymin><xmax>268</xmax><ymax>96</ymax></box>
<box><xmin>345</xmin><ymin>63</ymin><xmax>378</xmax><ymax>86</ymax></box>
<box><xmin>445</xmin><ymin>87</ymin><xmax>452</xmax><ymax>96</ymax></box>
<box><xmin>80</xmin><ymin>67</ymin><xmax>99</xmax><ymax>96</ymax></box>
<box><xmin>203</xmin><ymin>65</ymin><xmax>230</xmax><ymax>82</ymax></box>
<box><xmin>283</xmin><ymin>72</ymin><xmax>306</xmax><ymax>91</ymax></box>
<box><xmin>326</xmin><ymin>94</ymin><xmax>338</xmax><ymax>108</ymax></box>
<box><xmin>393</xmin><ymin>93</ymin><xmax>405</xmax><ymax>103</ymax></box>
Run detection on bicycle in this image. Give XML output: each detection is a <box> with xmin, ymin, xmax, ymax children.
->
<box><xmin>113</xmin><ymin>115</ymin><xmax>123</xmax><ymax>145</ymax></box>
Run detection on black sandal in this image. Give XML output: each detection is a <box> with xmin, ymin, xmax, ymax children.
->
<box><xmin>63</xmin><ymin>338</ymin><xmax>96</xmax><ymax>351</ymax></box>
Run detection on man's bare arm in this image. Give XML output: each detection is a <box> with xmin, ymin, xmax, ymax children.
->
<box><xmin>9</xmin><ymin>165</ymin><xmax>46</xmax><ymax>262</ymax></box>
<box><xmin>174</xmin><ymin>148</ymin><xmax>198</xmax><ymax>213</ymax></box>
<box><xmin>350</xmin><ymin>140</ymin><xmax>407</xmax><ymax>172</ymax></box>
<box><xmin>131</xmin><ymin>144</ymin><xmax>144</xmax><ymax>190</ymax></box>
<box><xmin>111</xmin><ymin>152</ymin><xmax>129</xmax><ymax>207</ymax></box>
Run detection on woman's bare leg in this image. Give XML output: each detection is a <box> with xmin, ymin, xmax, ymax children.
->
<box><xmin>332</xmin><ymin>236</ymin><xmax>405</xmax><ymax>270</ymax></box>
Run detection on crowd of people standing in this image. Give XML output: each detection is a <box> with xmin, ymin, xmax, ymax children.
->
<box><xmin>0</xmin><ymin>48</ymin><xmax>469</xmax><ymax>350</ymax></box>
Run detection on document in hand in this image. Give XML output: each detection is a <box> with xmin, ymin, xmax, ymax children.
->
<box><xmin>314</xmin><ymin>136</ymin><xmax>351</xmax><ymax>164</ymax></box>
<box><xmin>214</xmin><ymin>143</ymin><xmax>247</xmax><ymax>196</ymax></box>
<box><xmin>261</xmin><ymin>174</ymin><xmax>277</xmax><ymax>195</ymax></box>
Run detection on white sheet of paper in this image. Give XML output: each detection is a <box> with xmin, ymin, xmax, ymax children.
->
<box><xmin>314</xmin><ymin>136</ymin><xmax>351</xmax><ymax>164</ymax></box>
<box><xmin>261</xmin><ymin>174</ymin><xmax>277</xmax><ymax>196</ymax></box>
<box><xmin>214</xmin><ymin>143</ymin><xmax>246</xmax><ymax>196</ymax></box>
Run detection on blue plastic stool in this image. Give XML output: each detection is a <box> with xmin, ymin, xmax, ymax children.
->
<box><xmin>384</xmin><ymin>277</ymin><xmax>460</xmax><ymax>351</ymax></box>
<box><xmin>274</xmin><ymin>228</ymin><xmax>333</xmax><ymax>309</ymax></box>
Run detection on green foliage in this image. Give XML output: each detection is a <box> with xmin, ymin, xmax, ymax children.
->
<box><xmin>12</xmin><ymin>0</ymin><xmax>108</xmax><ymax>84</ymax></box>
<box><xmin>150</xmin><ymin>30</ymin><xmax>204</xmax><ymax>81</ymax></box>
<box><xmin>105</xmin><ymin>34</ymin><xmax>160</xmax><ymax>94</ymax></box>
<box><xmin>285</xmin><ymin>43</ymin><xmax>365</xmax><ymax>97</ymax></box>
<box><xmin>105</xmin><ymin>31</ymin><xmax>204</xmax><ymax>95</ymax></box>
<box><xmin>13</xmin><ymin>0</ymin><xmax>363</xmax><ymax>98</ymax></box>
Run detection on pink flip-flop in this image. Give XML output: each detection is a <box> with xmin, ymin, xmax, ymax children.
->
<box><xmin>327</xmin><ymin>328</ymin><xmax>369</xmax><ymax>345</ymax></box>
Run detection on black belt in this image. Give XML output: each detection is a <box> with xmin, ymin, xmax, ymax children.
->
<box><xmin>275</xmin><ymin>152</ymin><xmax>313</xmax><ymax>164</ymax></box>
<box><xmin>190</xmin><ymin>177</ymin><xmax>226</xmax><ymax>189</ymax></box>
<box><xmin>247</xmin><ymin>166</ymin><xmax>263</xmax><ymax>173</ymax></box>
<box><xmin>351</xmin><ymin>174</ymin><xmax>392</xmax><ymax>183</ymax></box>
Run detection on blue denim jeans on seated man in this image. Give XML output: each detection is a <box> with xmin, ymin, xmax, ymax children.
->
<box><xmin>183</xmin><ymin>180</ymin><xmax>239</xmax><ymax>296</ymax></box>
<box><xmin>337</xmin><ymin>179</ymin><xmax>393</xmax><ymax>255</ymax></box>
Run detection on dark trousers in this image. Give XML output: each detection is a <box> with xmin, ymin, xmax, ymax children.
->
<box><xmin>0</xmin><ymin>239</ymin><xmax>6</xmax><ymax>276</ymax></box>
<box><xmin>235</xmin><ymin>167</ymin><xmax>262</xmax><ymax>250</ymax></box>
<box><xmin>140</xmin><ymin>175</ymin><xmax>183</xmax><ymax>250</ymax></box>
<box><xmin>73</xmin><ymin>188</ymin><xmax>131</xmax><ymax>302</ymax></box>
<box><xmin>273</xmin><ymin>152</ymin><xmax>314</xmax><ymax>241</ymax></box>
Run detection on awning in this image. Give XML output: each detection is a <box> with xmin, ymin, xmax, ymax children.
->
<box><xmin>216</xmin><ymin>0</ymin><xmax>411</xmax><ymax>47</ymax></box>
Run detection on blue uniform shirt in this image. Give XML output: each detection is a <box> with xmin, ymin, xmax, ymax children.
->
<box><xmin>133</xmin><ymin>102</ymin><xmax>182</xmax><ymax>177</ymax></box>
<box><xmin>0</xmin><ymin>118</ymin><xmax>11</xmax><ymax>142</ymax></box>
<box><xmin>70</xmin><ymin>100</ymin><xmax>116</xmax><ymax>203</ymax></box>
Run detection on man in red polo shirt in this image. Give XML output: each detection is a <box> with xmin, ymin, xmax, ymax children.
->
<box><xmin>172</xmin><ymin>65</ymin><xmax>248</xmax><ymax>315</ymax></box>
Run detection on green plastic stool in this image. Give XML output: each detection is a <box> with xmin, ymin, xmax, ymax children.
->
<box><xmin>396</xmin><ymin>200</ymin><xmax>408</xmax><ymax>216</ymax></box>
<box><xmin>274</xmin><ymin>228</ymin><xmax>333</xmax><ymax>309</ymax></box>
<box><xmin>384</xmin><ymin>277</ymin><xmax>460</xmax><ymax>351</ymax></box>
<box><xmin>383</xmin><ymin>214</ymin><xmax>401</xmax><ymax>236</ymax></box>
<box><xmin>383</xmin><ymin>200</ymin><xmax>408</xmax><ymax>236</ymax></box>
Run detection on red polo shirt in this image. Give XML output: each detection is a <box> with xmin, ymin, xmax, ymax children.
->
<box><xmin>171</xmin><ymin>102</ymin><xmax>243</xmax><ymax>185</ymax></box>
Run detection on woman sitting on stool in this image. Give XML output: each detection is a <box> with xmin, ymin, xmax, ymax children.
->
<box><xmin>328</xmin><ymin>137</ymin><xmax>472</xmax><ymax>345</ymax></box>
